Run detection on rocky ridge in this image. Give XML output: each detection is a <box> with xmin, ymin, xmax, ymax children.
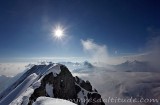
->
<box><xmin>0</xmin><ymin>63</ymin><xmax>105</xmax><ymax>105</ymax></box>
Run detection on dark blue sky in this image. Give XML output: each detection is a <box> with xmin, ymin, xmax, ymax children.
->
<box><xmin>0</xmin><ymin>0</ymin><xmax>160</xmax><ymax>59</ymax></box>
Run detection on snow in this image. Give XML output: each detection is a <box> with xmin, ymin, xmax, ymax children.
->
<box><xmin>9</xmin><ymin>74</ymin><xmax>42</xmax><ymax>105</ymax></box>
<box><xmin>10</xmin><ymin>87</ymin><xmax>34</xmax><ymax>105</ymax></box>
<box><xmin>32</xmin><ymin>80</ymin><xmax>41</xmax><ymax>88</ymax></box>
<box><xmin>75</xmin><ymin>83</ymin><xmax>97</xmax><ymax>105</ymax></box>
<box><xmin>45</xmin><ymin>83</ymin><xmax>54</xmax><ymax>97</ymax></box>
<box><xmin>77</xmin><ymin>90</ymin><xmax>87</xmax><ymax>105</ymax></box>
<box><xmin>2</xmin><ymin>61</ymin><xmax>160</xmax><ymax>105</ymax></box>
<box><xmin>0</xmin><ymin>64</ymin><xmax>63</xmax><ymax>105</ymax></box>
<box><xmin>0</xmin><ymin>73</ymin><xmax>38</xmax><ymax>105</ymax></box>
<box><xmin>45</xmin><ymin>64</ymin><xmax>61</xmax><ymax>77</ymax></box>
<box><xmin>33</xmin><ymin>97</ymin><xmax>76</xmax><ymax>105</ymax></box>
<box><xmin>0</xmin><ymin>75</ymin><xmax>11</xmax><ymax>93</ymax></box>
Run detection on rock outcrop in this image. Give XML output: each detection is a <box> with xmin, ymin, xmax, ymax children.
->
<box><xmin>28</xmin><ymin>64</ymin><xmax>105</xmax><ymax>105</ymax></box>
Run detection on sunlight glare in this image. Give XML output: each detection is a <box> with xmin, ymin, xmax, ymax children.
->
<box><xmin>53</xmin><ymin>25</ymin><xmax>65</xmax><ymax>40</ymax></box>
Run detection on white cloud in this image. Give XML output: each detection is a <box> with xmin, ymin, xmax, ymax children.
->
<box><xmin>0</xmin><ymin>63</ymin><xmax>28</xmax><ymax>76</ymax></box>
<box><xmin>81</xmin><ymin>39</ymin><xmax>136</xmax><ymax>65</ymax></box>
<box><xmin>118</xmin><ymin>36</ymin><xmax>160</xmax><ymax>70</ymax></box>
<box><xmin>81</xmin><ymin>39</ymin><xmax>109</xmax><ymax>64</ymax></box>
<box><xmin>139</xmin><ymin>36</ymin><xmax>160</xmax><ymax>69</ymax></box>
<box><xmin>0</xmin><ymin>57</ymin><xmax>86</xmax><ymax>76</ymax></box>
<box><xmin>80</xmin><ymin>36</ymin><xmax>160</xmax><ymax>68</ymax></box>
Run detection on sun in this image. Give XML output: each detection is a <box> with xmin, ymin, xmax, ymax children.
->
<box><xmin>53</xmin><ymin>25</ymin><xmax>65</xmax><ymax>39</ymax></box>
<box><xmin>55</xmin><ymin>29</ymin><xmax>63</xmax><ymax>38</ymax></box>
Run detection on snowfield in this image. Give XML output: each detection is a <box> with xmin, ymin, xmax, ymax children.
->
<box><xmin>1</xmin><ymin>73</ymin><xmax>38</xmax><ymax>105</ymax></box>
<box><xmin>33</xmin><ymin>97</ymin><xmax>76</xmax><ymax>105</ymax></box>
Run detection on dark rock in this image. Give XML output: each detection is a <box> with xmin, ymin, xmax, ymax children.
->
<box><xmin>28</xmin><ymin>65</ymin><xmax>77</xmax><ymax>104</ymax></box>
<box><xmin>53</xmin><ymin>65</ymin><xmax>77</xmax><ymax>99</ymax></box>
<box><xmin>75</xmin><ymin>76</ymin><xmax>93</xmax><ymax>92</ymax></box>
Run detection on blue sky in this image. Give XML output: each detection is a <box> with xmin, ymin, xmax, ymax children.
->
<box><xmin>0</xmin><ymin>0</ymin><xmax>160</xmax><ymax>61</ymax></box>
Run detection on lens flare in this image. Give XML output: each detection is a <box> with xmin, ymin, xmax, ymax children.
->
<box><xmin>53</xmin><ymin>25</ymin><xmax>65</xmax><ymax>40</ymax></box>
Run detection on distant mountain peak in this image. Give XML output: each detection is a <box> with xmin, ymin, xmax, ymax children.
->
<box><xmin>115</xmin><ymin>60</ymin><xmax>156</xmax><ymax>72</ymax></box>
<box><xmin>83</xmin><ymin>61</ymin><xmax>94</xmax><ymax>68</ymax></box>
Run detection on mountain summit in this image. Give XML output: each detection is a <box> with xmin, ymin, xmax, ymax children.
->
<box><xmin>0</xmin><ymin>63</ymin><xmax>105</xmax><ymax>105</ymax></box>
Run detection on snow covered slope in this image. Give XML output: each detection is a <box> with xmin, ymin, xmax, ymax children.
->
<box><xmin>33</xmin><ymin>97</ymin><xmax>76</xmax><ymax>105</ymax></box>
<box><xmin>0</xmin><ymin>75</ymin><xmax>11</xmax><ymax>93</ymax></box>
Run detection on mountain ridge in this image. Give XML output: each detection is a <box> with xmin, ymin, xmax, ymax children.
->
<box><xmin>0</xmin><ymin>63</ymin><xmax>105</xmax><ymax>105</ymax></box>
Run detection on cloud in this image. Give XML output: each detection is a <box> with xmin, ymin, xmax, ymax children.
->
<box><xmin>80</xmin><ymin>39</ymin><xmax>141</xmax><ymax>65</ymax></box>
<box><xmin>141</xmin><ymin>36</ymin><xmax>160</xmax><ymax>69</ymax></box>
<box><xmin>81</xmin><ymin>39</ymin><xmax>109</xmax><ymax>63</ymax></box>
<box><xmin>0</xmin><ymin>63</ymin><xmax>28</xmax><ymax>76</ymax></box>
<box><xmin>74</xmin><ymin>69</ymin><xmax>160</xmax><ymax>105</ymax></box>
<box><xmin>81</xmin><ymin>39</ymin><xmax>138</xmax><ymax>65</ymax></box>
<box><xmin>123</xmin><ymin>35</ymin><xmax>160</xmax><ymax>70</ymax></box>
